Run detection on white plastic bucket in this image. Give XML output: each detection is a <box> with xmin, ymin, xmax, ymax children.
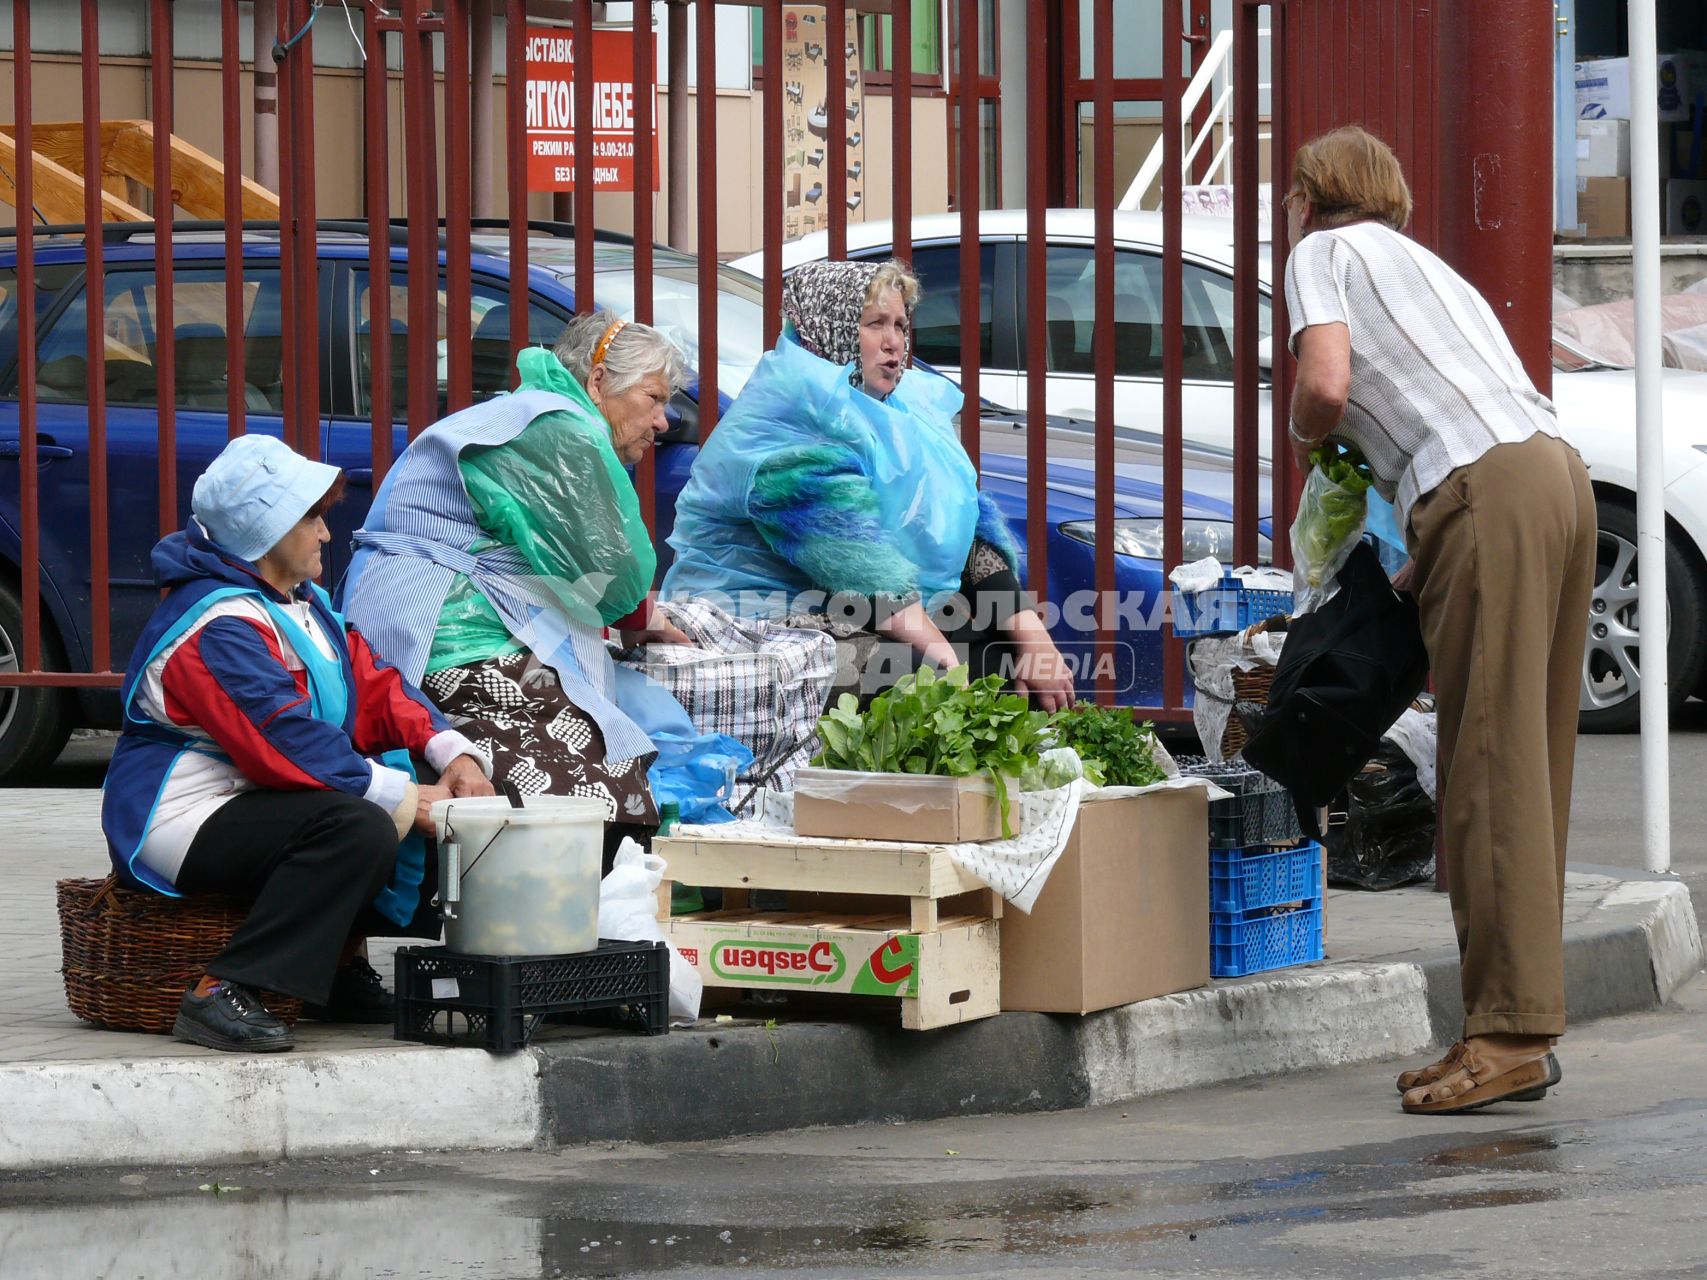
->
<box><xmin>431</xmin><ymin>796</ymin><xmax>606</xmax><ymax>956</ymax></box>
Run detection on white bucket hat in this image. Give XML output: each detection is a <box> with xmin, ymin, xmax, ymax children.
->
<box><xmin>190</xmin><ymin>435</ymin><xmax>342</xmax><ymax>563</ymax></box>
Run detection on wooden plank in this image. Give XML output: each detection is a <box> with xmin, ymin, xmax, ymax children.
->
<box><xmin>2</xmin><ymin>119</ymin><xmax>133</xmax><ymax>175</ymax></box>
<box><xmin>654</xmin><ymin>832</ymin><xmax>988</xmax><ymax>900</ymax></box>
<box><xmin>0</xmin><ymin>130</ymin><xmax>147</xmax><ymax>224</ymax></box>
<box><xmin>107</xmin><ymin>122</ymin><xmax>280</xmax><ymax>220</ymax></box>
<box><xmin>0</xmin><ymin>120</ymin><xmax>279</xmax><ymax>220</ymax></box>
<box><xmin>910</xmin><ymin>897</ymin><xmax>938</xmax><ymax>933</ymax></box>
<box><xmin>902</xmin><ymin>919</ymin><xmax>1001</xmax><ymax>1030</ymax></box>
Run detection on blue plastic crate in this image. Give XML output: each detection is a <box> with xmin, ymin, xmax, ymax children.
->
<box><xmin>1172</xmin><ymin>575</ymin><xmax>1294</xmax><ymax>638</ymax></box>
<box><xmin>1210</xmin><ymin>899</ymin><xmax>1324</xmax><ymax>978</ymax></box>
<box><xmin>1210</xmin><ymin>842</ymin><xmax>1324</xmax><ymax>914</ymax></box>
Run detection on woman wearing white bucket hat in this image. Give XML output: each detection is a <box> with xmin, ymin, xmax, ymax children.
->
<box><xmin>101</xmin><ymin>434</ymin><xmax>494</xmax><ymax>1053</ymax></box>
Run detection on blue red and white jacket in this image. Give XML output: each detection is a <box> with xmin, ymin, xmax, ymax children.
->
<box><xmin>102</xmin><ymin>521</ymin><xmax>482</xmax><ymax>894</ymax></box>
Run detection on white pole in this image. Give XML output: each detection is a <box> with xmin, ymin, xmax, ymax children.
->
<box><xmin>1628</xmin><ymin>4</ymin><xmax>1671</xmax><ymax>874</ymax></box>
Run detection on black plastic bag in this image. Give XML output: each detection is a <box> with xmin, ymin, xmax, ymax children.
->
<box><xmin>1237</xmin><ymin>543</ymin><xmax>1431</xmax><ymax>837</ymax></box>
<box><xmin>1324</xmin><ymin>740</ymin><xmax>1436</xmax><ymax>891</ymax></box>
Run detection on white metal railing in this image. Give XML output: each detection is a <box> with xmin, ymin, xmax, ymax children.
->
<box><xmin>1118</xmin><ymin>24</ymin><xmax>1271</xmax><ymax>213</ymax></box>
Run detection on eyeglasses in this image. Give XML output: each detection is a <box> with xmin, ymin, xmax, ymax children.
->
<box><xmin>1282</xmin><ymin>190</ymin><xmax>1305</xmax><ymax>212</ymax></box>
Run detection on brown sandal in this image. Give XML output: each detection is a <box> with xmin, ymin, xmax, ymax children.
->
<box><xmin>1401</xmin><ymin>1051</ymin><xmax>1562</xmax><ymax>1115</ymax></box>
<box><xmin>1396</xmin><ymin>1041</ymin><xmax>1466</xmax><ymax>1093</ymax></box>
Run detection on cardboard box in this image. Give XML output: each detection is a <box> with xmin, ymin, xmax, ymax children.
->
<box><xmin>999</xmin><ymin>789</ymin><xmax>1210</xmax><ymax>1014</ymax></box>
<box><xmin>666</xmin><ymin>914</ymin><xmax>1003</xmax><ymax>1028</ymax></box>
<box><xmin>1576</xmin><ymin>54</ymin><xmax>1696</xmax><ymax>122</ymax></box>
<box><xmin>1576</xmin><ymin>176</ymin><xmax>1630</xmax><ymax>238</ymax></box>
<box><xmin>1666</xmin><ymin>180</ymin><xmax>1707</xmax><ymax>235</ymax></box>
<box><xmin>791</xmin><ymin>767</ymin><xmax>1008</xmax><ymax>843</ymax></box>
<box><xmin>1576</xmin><ymin>118</ymin><xmax>1630</xmax><ymax>178</ymax></box>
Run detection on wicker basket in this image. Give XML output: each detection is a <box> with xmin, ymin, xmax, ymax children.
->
<box><xmin>1219</xmin><ymin>664</ymin><xmax>1276</xmax><ymax>758</ymax></box>
<box><xmin>57</xmin><ymin>877</ymin><xmax>303</xmax><ymax>1034</ymax></box>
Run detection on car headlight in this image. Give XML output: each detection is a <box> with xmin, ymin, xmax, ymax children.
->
<box><xmin>1060</xmin><ymin>518</ymin><xmax>1273</xmax><ymax>565</ymax></box>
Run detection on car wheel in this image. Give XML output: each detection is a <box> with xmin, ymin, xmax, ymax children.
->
<box><xmin>1578</xmin><ymin>499</ymin><xmax>1707</xmax><ymax>733</ymax></box>
<box><xmin>0</xmin><ymin>579</ymin><xmax>75</xmax><ymax>780</ymax></box>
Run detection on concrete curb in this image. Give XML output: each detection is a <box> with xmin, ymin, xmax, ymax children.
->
<box><xmin>4</xmin><ymin>877</ymin><xmax>1699</xmax><ymax>1174</ymax></box>
<box><xmin>0</xmin><ymin>1046</ymin><xmax>541</xmax><ymax>1171</ymax></box>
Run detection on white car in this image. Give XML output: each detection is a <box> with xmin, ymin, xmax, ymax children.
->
<box><xmin>735</xmin><ymin>210</ymin><xmax>1707</xmax><ymax>732</ymax></box>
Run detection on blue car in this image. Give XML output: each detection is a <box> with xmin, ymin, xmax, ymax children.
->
<box><xmin>0</xmin><ymin>223</ymin><xmax>1268</xmax><ymax>778</ymax></box>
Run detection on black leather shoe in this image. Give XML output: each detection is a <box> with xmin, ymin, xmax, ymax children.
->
<box><xmin>172</xmin><ymin>982</ymin><xmax>295</xmax><ymax>1053</ymax></box>
<box><xmin>301</xmin><ymin>955</ymin><xmax>395</xmax><ymax>1025</ymax></box>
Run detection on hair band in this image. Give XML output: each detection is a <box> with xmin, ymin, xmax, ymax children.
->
<box><xmin>592</xmin><ymin>318</ymin><xmax>629</xmax><ymax>368</ymax></box>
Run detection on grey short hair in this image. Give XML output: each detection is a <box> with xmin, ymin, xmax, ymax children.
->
<box><xmin>554</xmin><ymin>310</ymin><xmax>688</xmax><ymax>396</ymax></box>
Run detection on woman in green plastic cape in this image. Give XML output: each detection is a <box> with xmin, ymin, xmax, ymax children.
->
<box><xmin>346</xmin><ymin>312</ymin><xmax>739</xmax><ymax>851</ymax></box>
<box><xmin>662</xmin><ymin>259</ymin><xmax>1076</xmax><ymax>711</ymax></box>
<box><xmin>346</xmin><ymin>311</ymin><xmax>837</xmax><ymax>846</ymax></box>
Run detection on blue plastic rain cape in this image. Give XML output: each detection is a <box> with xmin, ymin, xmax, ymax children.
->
<box><xmin>662</xmin><ymin>335</ymin><xmax>981</xmax><ymax>613</ymax></box>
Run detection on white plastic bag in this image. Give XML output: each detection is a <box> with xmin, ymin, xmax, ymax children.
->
<box><xmin>597</xmin><ymin>837</ymin><xmax>703</xmax><ymax>1022</ymax></box>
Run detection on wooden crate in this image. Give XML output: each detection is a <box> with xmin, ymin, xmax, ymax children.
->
<box><xmin>654</xmin><ymin>829</ymin><xmax>1002</xmax><ymax>1030</ymax></box>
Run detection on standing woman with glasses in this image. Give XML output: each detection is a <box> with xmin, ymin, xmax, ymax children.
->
<box><xmin>1283</xmin><ymin>126</ymin><xmax>1596</xmax><ymax>1115</ymax></box>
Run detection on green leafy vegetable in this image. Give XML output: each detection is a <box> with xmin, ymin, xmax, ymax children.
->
<box><xmin>811</xmin><ymin>665</ymin><xmax>1052</xmax><ymax>837</ymax></box>
<box><xmin>1047</xmin><ymin>703</ymin><xmax>1168</xmax><ymax>788</ymax></box>
<box><xmin>1296</xmin><ymin>444</ymin><xmax>1374</xmax><ymax>587</ymax></box>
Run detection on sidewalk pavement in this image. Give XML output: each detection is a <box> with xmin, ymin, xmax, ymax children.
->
<box><xmin>2</xmin><ymin>788</ymin><xmax>1700</xmax><ymax>1174</ymax></box>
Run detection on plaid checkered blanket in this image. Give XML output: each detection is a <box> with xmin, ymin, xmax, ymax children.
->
<box><xmin>614</xmin><ymin>600</ymin><xmax>837</xmax><ymax>799</ymax></box>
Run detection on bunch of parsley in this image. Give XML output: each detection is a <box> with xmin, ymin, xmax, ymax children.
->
<box><xmin>1046</xmin><ymin>703</ymin><xmax>1167</xmax><ymax>788</ymax></box>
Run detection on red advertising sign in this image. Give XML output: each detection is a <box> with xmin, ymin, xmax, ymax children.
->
<box><xmin>525</xmin><ymin>26</ymin><xmax>660</xmax><ymax>193</ymax></box>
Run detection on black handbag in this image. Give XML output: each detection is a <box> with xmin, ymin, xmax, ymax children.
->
<box><xmin>1236</xmin><ymin>541</ymin><xmax>1430</xmax><ymax>836</ymax></box>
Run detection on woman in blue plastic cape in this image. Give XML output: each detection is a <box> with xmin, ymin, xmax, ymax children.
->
<box><xmin>341</xmin><ymin>313</ymin><xmax>755</xmax><ymax>861</ymax></box>
<box><xmin>663</xmin><ymin>259</ymin><xmax>1075</xmax><ymax>710</ymax></box>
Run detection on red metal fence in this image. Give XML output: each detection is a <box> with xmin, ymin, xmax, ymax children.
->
<box><xmin>0</xmin><ymin>0</ymin><xmax>1286</xmax><ymax>740</ymax></box>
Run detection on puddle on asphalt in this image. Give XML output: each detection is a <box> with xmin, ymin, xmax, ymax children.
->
<box><xmin>0</xmin><ymin>1167</ymin><xmax>1577</xmax><ymax>1280</ymax></box>
<box><xmin>13</xmin><ymin>1118</ymin><xmax>1665</xmax><ymax>1280</ymax></box>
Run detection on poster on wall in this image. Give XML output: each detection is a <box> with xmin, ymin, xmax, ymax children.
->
<box><xmin>779</xmin><ymin>6</ymin><xmax>866</xmax><ymax>239</ymax></box>
<box><xmin>525</xmin><ymin>26</ymin><xmax>661</xmax><ymax>193</ymax></box>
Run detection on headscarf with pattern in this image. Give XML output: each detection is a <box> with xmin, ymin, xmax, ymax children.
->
<box><xmin>780</xmin><ymin>260</ymin><xmax>913</xmax><ymax>381</ymax></box>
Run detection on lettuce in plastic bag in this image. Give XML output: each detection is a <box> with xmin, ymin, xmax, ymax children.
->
<box><xmin>1291</xmin><ymin>443</ymin><xmax>1373</xmax><ymax>613</ymax></box>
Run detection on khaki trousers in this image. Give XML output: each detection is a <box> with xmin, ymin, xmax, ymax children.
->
<box><xmin>1406</xmin><ymin>432</ymin><xmax>1596</xmax><ymax>1039</ymax></box>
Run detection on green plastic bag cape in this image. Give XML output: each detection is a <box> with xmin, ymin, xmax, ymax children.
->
<box><xmin>458</xmin><ymin>347</ymin><xmax>655</xmax><ymax>628</ymax></box>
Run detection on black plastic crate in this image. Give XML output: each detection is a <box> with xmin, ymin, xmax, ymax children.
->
<box><xmin>1178</xmin><ymin>757</ymin><xmax>1303</xmax><ymax>849</ymax></box>
<box><xmin>394</xmin><ymin>940</ymin><xmax>670</xmax><ymax>1053</ymax></box>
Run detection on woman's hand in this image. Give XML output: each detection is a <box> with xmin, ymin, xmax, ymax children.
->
<box><xmin>1006</xmin><ymin>610</ymin><xmax>1076</xmax><ymax>713</ymax></box>
<box><xmin>414</xmin><ymin>782</ymin><xmax>454</xmax><ymax>835</ymax></box>
<box><xmin>877</xmin><ymin>600</ymin><xmax>959</xmax><ymax>670</ymax></box>
<box><xmin>1391</xmin><ymin>559</ymin><xmax>1416</xmax><ymax>594</ymax></box>
<box><xmin>441</xmin><ymin>753</ymin><xmax>494</xmax><ymax>798</ymax></box>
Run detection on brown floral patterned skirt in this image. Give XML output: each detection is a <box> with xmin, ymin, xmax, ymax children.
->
<box><xmin>421</xmin><ymin>650</ymin><xmax>658</xmax><ymax>826</ymax></box>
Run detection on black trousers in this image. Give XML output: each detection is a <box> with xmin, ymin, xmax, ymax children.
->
<box><xmin>176</xmin><ymin>790</ymin><xmax>441</xmax><ymax>1004</ymax></box>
